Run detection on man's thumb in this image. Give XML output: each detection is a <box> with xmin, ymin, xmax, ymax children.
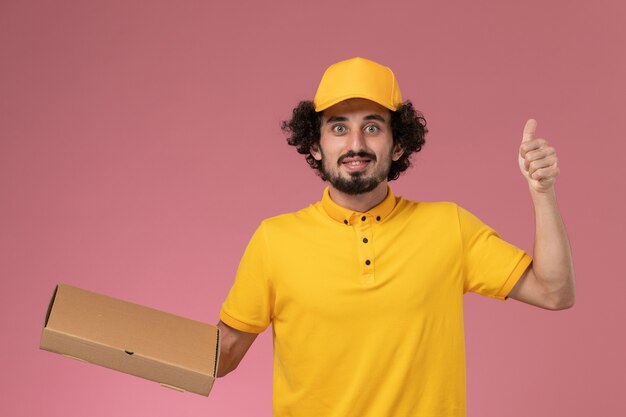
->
<box><xmin>522</xmin><ymin>119</ymin><xmax>537</xmax><ymax>143</ymax></box>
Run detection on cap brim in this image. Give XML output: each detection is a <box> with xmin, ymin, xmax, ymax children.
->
<box><xmin>315</xmin><ymin>94</ymin><xmax>398</xmax><ymax>112</ymax></box>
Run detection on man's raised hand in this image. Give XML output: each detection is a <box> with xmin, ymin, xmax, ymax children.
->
<box><xmin>518</xmin><ymin>119</ymin><xmax>560</xmax><ymax>193</ymax></box>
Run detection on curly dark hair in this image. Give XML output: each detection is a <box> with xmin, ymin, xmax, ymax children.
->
<box><xmin>281</xmin><ymin>100</ymin><xmax>427</xmax><ymax>181</ymax></box>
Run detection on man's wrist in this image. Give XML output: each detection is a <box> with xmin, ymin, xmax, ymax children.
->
<box><xmin>528</xmin><ymin>185</ymin><xmax>558</xmax><ymax>206</ymax></box>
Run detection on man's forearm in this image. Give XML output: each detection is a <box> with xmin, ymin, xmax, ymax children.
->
<box><xmin>216</xmin><ymin>321</ymin><xmax>258</xmax><ymax>377</ymax></box>
<box><xmin>529</xmin><ymin>188</ymin><xmax>576</xmax><ymax>308</ymax></box>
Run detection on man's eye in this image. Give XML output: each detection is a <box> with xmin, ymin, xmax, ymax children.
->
<box><xmin>364</xmin><ymin>125</ymin><xmax>379</xmax><ymax>133</ymax></box>
<box><xmin>332</xmin><ymin>125</ymin><xmax>346</xmax><ymax>134</ymax></box>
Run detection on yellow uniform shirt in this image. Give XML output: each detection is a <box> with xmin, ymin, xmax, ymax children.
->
<box><xmin>220</xmin><ymin>187</ymin><xmax>532</xmax><ymax>417</ymax></box>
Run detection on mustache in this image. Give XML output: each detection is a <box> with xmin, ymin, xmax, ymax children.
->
<box><xmin>337</xmin><ymin>151</ymin><xmax>377</xmax><ymax>165</ymax></box>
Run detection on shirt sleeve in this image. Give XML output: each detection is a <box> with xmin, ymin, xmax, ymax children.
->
<box><xmin>457</xmin><ymin>205</ymin><xmax>532</xmax><ymax>300</ymax></box>
<box><xmin>220</xmin><ymin>223</ymin><xmax>274</xmax><ymax>333</ymax></box>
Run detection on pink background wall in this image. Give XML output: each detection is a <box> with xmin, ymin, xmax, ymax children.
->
<box><xmin>1</xmin><ymin>0</ymin><xmax>624</xmax><ymax>415</ymax></box>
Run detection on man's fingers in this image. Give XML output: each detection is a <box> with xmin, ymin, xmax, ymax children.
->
<box><xmin>529</xmin><ymin>165</ymin><xmax>560</xmax><ymax>182</ymax></box>
<box><xmin>522</xmin><ymin>119</ymin><xmax>537</xmax><ymax>143</ymax></box>
<box><xmin>522</xmin><ymin>144</ymin><xmax>555</xmax><ymax>170</ymax></box>
<box><xmin>519</xmin><ymin>138</ymin><xmax>548</xmax><ymax>158</ymax></box>
<box><xmin>528</xmin><ymin>155</ymin><xmax>558</xmax><ymax>175</ymax></box>
<box><xmin>524</xmin><ymin>146</ymin><xmax>555</xmax><ymax>161</ymax></box>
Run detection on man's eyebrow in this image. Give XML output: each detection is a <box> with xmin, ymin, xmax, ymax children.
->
<box><xmin>364</xmin><ymin>114</ymin><xmax>387</xmax><ymax>122</ymax></box>
<box><xmin>325</xmin><ymin>114</ymin><xmax>387</xmax><ymax>124</ymax></box>
<box><xmin>326</xmin><ymin>116</ymin><xmax>348</xmax><ymax>124</ymax></box>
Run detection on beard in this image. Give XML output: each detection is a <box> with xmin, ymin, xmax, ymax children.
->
<box><xmin>319</xmin><ymin>150</ymin><xmax>391</xmax><ymax>195</ymax></box>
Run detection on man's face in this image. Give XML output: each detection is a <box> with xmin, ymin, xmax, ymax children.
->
<box><xmin>311</xmin><ymin>98</ymin><xmax>404</xmax><ymax>195</ymax></box>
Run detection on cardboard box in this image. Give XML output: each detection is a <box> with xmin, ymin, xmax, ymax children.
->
<box><xmin>40</xmin><ymin>283</ymin><xmax>220</xmax><ymax>396</ymax></box>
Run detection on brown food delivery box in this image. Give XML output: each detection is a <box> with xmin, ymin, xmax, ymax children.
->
<box><xmin>40</xmin><ymin>283</ymin><xmax>220</xmax><ymax>396</ymax></box>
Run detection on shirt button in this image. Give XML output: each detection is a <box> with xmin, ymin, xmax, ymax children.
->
<box><xmin>343</xmin><ymin>219</ymin><xmax>348</xmax><ymax>225</ymax></box>
<box><xmin>365</xmin><ymin>259</ymin><xmax>371</xmax><ymax>266</ymax></box>
<box><xmin>362</xmin><ymin>238</ymin><xmax>368</xmax><ymax>243</ymax></box>
<box><xmin>361</xmin><ymin>215</ymin><xmax>366</xmax><ymax>221</ymax></box>
<box><xmin>376</xmin><ymin>216</ymin><xmax>381</xmax><ymax>221</ymax></box>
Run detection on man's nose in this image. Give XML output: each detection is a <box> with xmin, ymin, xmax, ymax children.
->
<box><xmin>347</xmin><ymin>130</ymin><xmax>367</xmax><ymax>152</ymax></box>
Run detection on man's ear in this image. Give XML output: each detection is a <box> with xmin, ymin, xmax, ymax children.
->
<box><xmin>392</xmin><ymin>144</ymin><xmax>404</xmax><ymax>161</ymax></box>
<box><xmin>310</xmin><ymin>143</ymin><xmax>322</xmax><ymax>161</ymax></box>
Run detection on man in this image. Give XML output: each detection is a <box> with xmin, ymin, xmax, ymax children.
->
<box><xmin>216</xmin><ymin>57</ymin><xmax>575</xmax><ymax>416</ymax></box>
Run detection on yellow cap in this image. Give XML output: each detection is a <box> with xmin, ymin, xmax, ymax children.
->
<box><xmin>313</xmin><ymin>57</ymin><xmax>403</xmax><ymax>112</ymax></box>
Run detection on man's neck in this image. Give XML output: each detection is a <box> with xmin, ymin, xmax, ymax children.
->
<box><xmin>327</xmin><ymin>181</ymin><xmax>389</xmax><ymax>212</ymax></box>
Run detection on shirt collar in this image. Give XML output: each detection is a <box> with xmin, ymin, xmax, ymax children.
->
<box><xmin>320</xmin><ymin>186</ymin><xmax>397</xmax><ymax>225</ymax></box>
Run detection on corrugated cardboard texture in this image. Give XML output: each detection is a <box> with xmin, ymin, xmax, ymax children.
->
<box><xmin>40</xmin><ymin>284</ymin><xmax>220</xmax><ymax>396</ymax></box>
